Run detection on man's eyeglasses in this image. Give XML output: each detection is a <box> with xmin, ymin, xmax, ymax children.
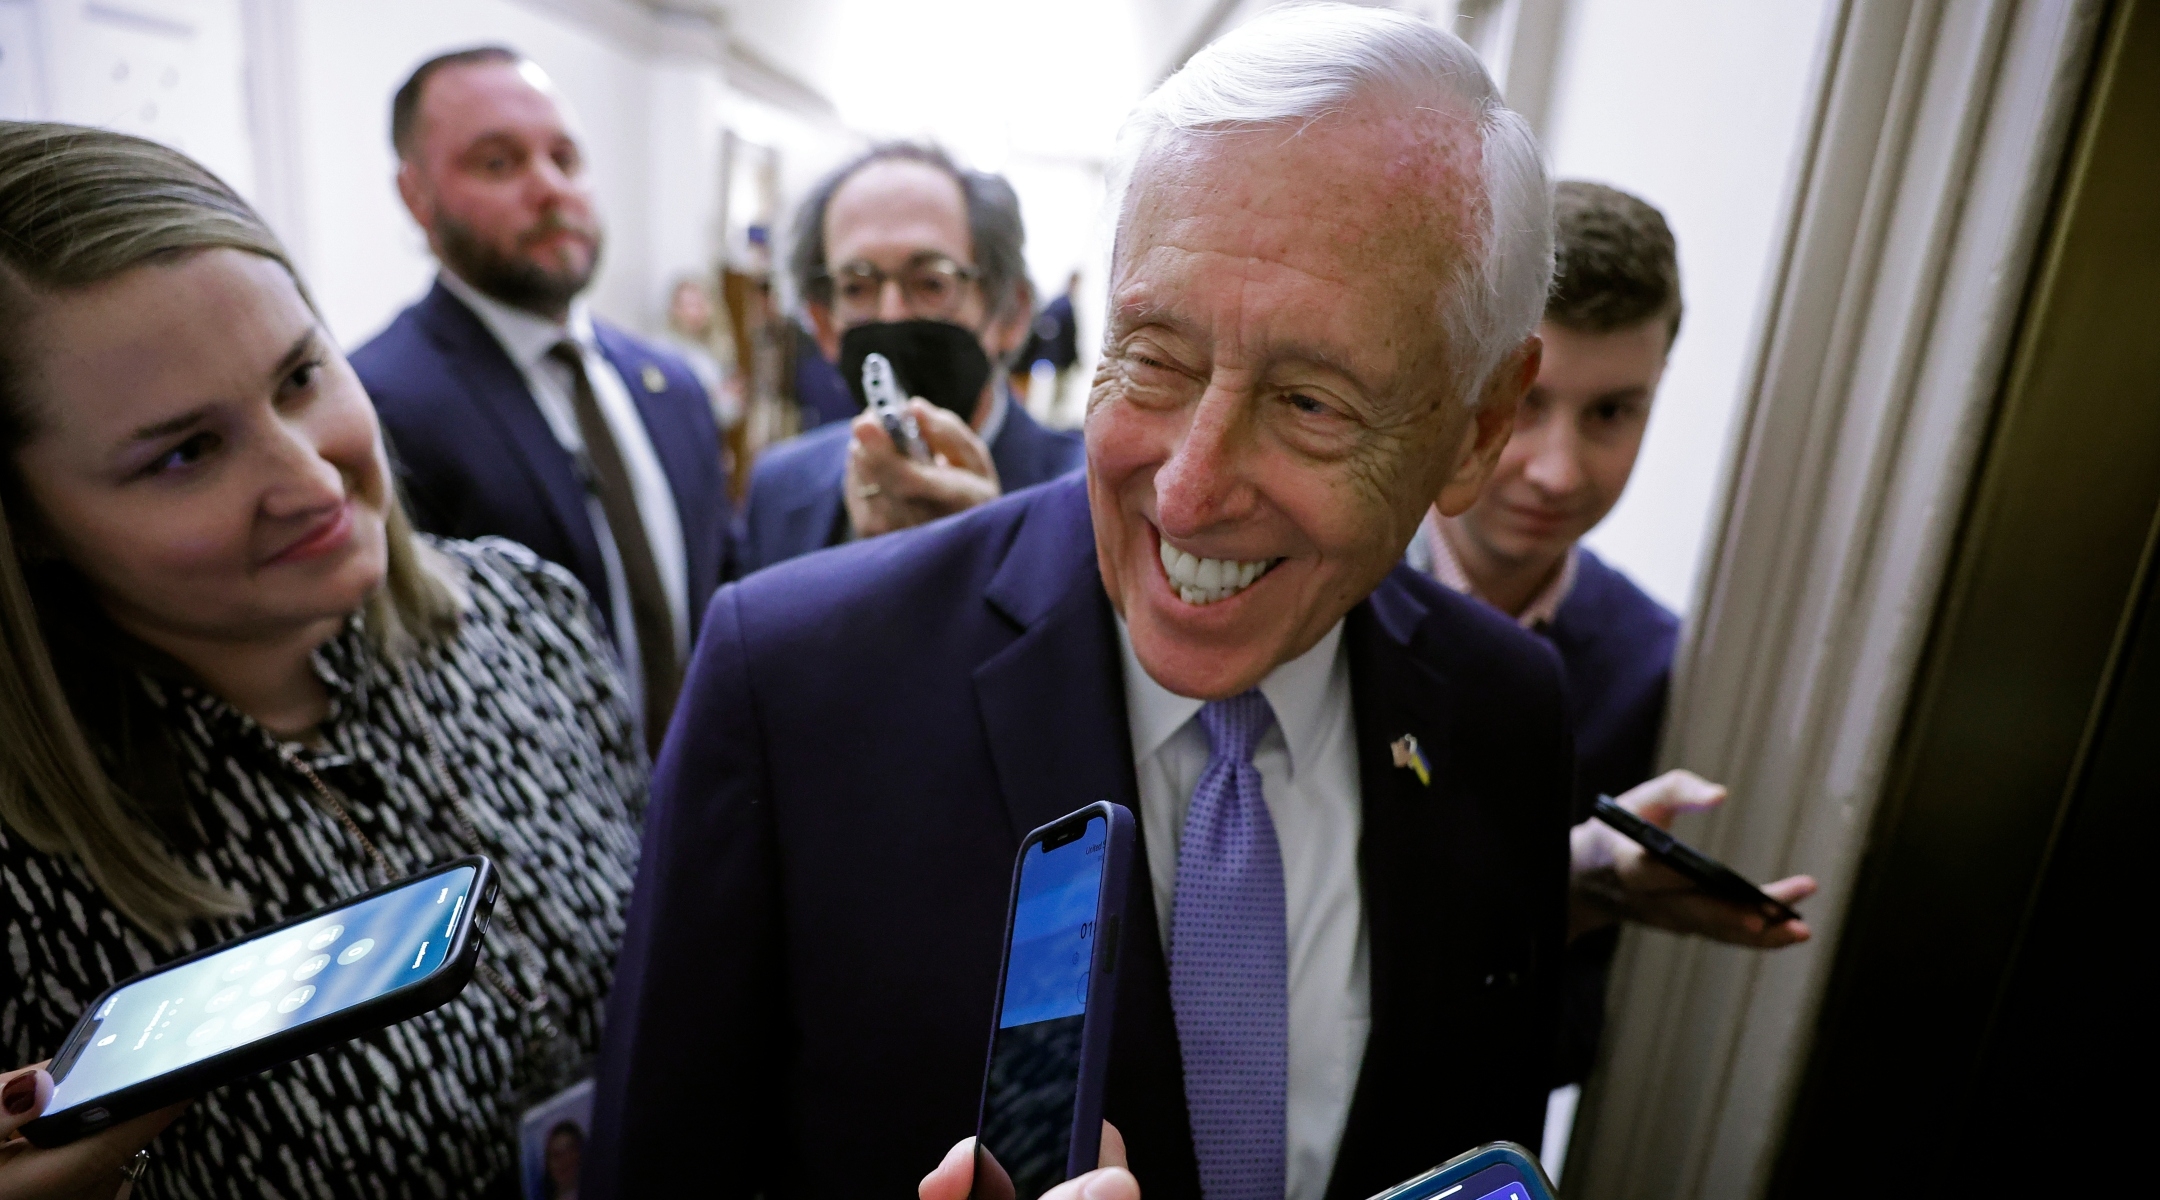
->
<box><xmin>812</xmin><ymin>254</ymin><xmax>981</xmax><ymax>322</ymax></box>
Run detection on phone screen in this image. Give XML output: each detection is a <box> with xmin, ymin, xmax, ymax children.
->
<box><xmin>977</xmin><ymin>814</ymin><xmax>1109</xmax><ymax>1200</ymax></box>
<box><xmin>1427</xmin><ymin>1163</ymin><xmax>1537</xmax><ymax>1200</ymax></box>
<box><xmin>46</xmin><ymin>864</ymin><xmax>477</xmax><ymax>1114</ymax></box>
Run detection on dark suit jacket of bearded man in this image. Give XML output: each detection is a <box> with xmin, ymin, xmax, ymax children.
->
<box><xmin>352</xmin><ymin>280</ymin><xmax>732</xmax><ymax>639</ymax></box>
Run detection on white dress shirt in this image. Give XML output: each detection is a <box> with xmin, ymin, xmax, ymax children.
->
<box><xmin>437</xmin><ymin>273</ymin><xmax>691</xmax><ymax>717</ymax></box>
<box><xmin>974</xmin><ymin>379</ymin><xmax>1011</xmax><ymax>449</ymax></box>
<box><xmin>1118</xmin><ymin>619</ymin><xmax>1369</xmax><ymax>1200</ymax></box>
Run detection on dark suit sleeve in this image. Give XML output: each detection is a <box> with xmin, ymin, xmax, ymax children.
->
<box><xmin>585</xmin><ymin>585</ymin><xmax>783</xmax><ymax>1198</ymax></box>
<box><xmin>352</xmin><ymin>342</ymin><xmax>456</xmax><ymax>539</ymax></box>
<box><xmin>371</xmin><ymin>413</ymin><xmax>452</xmax><ymax>537</ymax></box>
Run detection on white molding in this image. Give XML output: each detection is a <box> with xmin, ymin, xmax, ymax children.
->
<box><xmin>1565</xmin><ymin>1</ymin><xmax>2106</xmax><ymax>1197</ymax></box>
<box><xmin>514</xmin><ymin>0</ymin><xmax>687</xmax><ymax>57</ymax></box>
<box><xmin>237</xmin><ymin>0</ymin><xmax>306</xmax><ymax>275</ymax></box>
<box><xmin>1448</xmin><ymin>0</ymin><xmax>1568</xmax><ymax>141</ymax></box>
<box><xmin>514</xmin><ymin>0</ymin><xmax>839</xmax><ymax>120</ymax></box>
<box><xmin>1490</xmin><ymin>0</ymin><xmax>1566</xmax><ymax>142</ymax></box>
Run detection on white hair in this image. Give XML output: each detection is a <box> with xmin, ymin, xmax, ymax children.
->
<box><xmin>1108</xmin><ymin>2</ymin><xmax>1553</xmax><ymax>407</ymax></box>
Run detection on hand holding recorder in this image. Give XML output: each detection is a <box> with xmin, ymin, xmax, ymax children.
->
<box><xmin>844</xmin><ymin>354</ymin><xmax>1001</xmax><ymax>539</ymax></box>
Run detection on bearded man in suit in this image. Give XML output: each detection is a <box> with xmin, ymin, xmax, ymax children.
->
<box><xmin>352</xmin><ymin>47</ymin><xmax>729</xmax><ymax>753</ymax></box>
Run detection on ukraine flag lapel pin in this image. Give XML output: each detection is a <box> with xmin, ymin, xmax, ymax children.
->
<box><xmin>1390</xmin><ymin>734</ymin><xmax>1431</xmax><ymax>787</ymax></box>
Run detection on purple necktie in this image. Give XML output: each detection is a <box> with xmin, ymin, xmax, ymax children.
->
<box><xmin>1170</xmin><ymin>690</ymin><xmax>1287</xmax><ymax>1200</ymax></box>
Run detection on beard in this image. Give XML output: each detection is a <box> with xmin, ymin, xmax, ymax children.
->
<box><xmin>436</xmin><ymin>210</ymin><xmax>602</xmax><ymax>315</ymax></box>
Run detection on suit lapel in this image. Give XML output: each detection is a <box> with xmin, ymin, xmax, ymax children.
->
<box><xmin>783</xmin><ymin>443</ymin><xmax>849</xmax><ymax>559</ymax></box>
<box><xmin>987</xmin><ymin>402</ymin><xmax>1040</xmax><ymax>487</ymax></box>
<box><xmin>972</xmin><ymin>479</ymin><xmax>1202</xmax><ymax>1199</ymax></box>
<box><xmin>1326</xmin><ymin>575</ymin><xmax>1479</xmax><ymax>1200</ymax></box>
<box><xmin>416</xmin><ymin>284</ymin><xmax>605</xmax><ymax>591</ymax></box>
<box><xmin>973</xmin><ymin>482</ymin><xmax>1134</xmax><ymax>845</ymax></box>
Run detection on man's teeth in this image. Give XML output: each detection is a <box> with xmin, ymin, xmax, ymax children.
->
<box><xmin>1159</xmin><ymin>540</ymin><xmax>1278</xmax><ymax>606</ymax></box>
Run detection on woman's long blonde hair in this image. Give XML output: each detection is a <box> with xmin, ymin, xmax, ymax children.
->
<box><xmin>0</xmin><ymin>122</ymin><xmax>464</xmax><ymax>943</ymax></box>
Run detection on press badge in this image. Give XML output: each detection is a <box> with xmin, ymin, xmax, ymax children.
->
<box><xmin>517</xmin><ymin>1077</ymin><xmax>595</xmax><ymax>1199</ymax></box>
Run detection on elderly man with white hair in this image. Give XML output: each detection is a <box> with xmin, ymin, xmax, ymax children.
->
<box><xmin>590</xmin><ymin>7</ymin><xmax>1629</xmax><ymax>1200</ymax></box>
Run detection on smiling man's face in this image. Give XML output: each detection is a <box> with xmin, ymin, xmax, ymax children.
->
<box><xmin>1086</xmin><ymin>106</ymin><xmax>1533</xmax><ymax>699</ymax></box>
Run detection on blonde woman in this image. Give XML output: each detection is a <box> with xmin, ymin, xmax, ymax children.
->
<box><xmin>0</xmin><ymin>123</ymin><xmax>646</xmax><ymax>1198</ymax></box>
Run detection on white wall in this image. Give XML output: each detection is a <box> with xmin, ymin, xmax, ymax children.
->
<box><xmin>1</xmin><ymin>0</ymin><xmax>760</xmax><ymax>354</ymax></box>
<box><xmin>0</xmin><ymin>0</ymin><xmax>256</xmax><ymax>193</ymax></box>
<box><xmin>1542</xmin><ymin>0</ymin><xmax>1833</xmax><ymax>613</ymax></box>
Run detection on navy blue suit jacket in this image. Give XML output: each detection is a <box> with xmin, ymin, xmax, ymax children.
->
<box><xmin>791</xmin><ymin>323</ymin><xmax>859</xmax><ymax>431</ymax></box>
<box><xmin>1544</xmin><ymin>548</ymin><xmax>1679</xmax><ymax>822</ymax></box>
<box><xmin>1539</xmin><ymin>547</ymin><xmax>1678</xmax><ymax>1083</ymax></box>
<box><xmin>588</xmin><ymin>475</ymin><xmax>1574</xmax><ymax>1200</ymax></box>
<box><xmin>734</xmin><ymin>401</ymin><xmax>1084</xmax><ymax>573</ymax></box>
<box><xmin>351</xmin><ymin>281</ymin><xmax>730</xmax><ymax>636</ymax></box>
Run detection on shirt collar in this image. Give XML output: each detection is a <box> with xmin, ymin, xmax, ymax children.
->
<box><xmin>438</xmin><ymin>269</ymin><xmax>594</xmax><ymax>370</ymax></box>
<box><xmin>975</xmin><ymin>378</ymin><xmax>1011</xmax><ymax>449</ymax></box>
<box><xmin>1421</xmin><ymin>509</ymin><xmax>1579</xmax><ymax>630</ymax></box>
<box><xmin>1117</xmin><ymin>614</ymin><xmax>1347</xmax><ymax>780</ymax></box>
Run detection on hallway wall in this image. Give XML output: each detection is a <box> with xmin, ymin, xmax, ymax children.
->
<box><xmin>0</xmin><ymin>0</ymin><xmax>857</xmax><ymax>354</ymax></box>
<box><xmin>1543</xmin><ymin>0</ymin><xmax>1835</xmax><ymax>613</ymax></box>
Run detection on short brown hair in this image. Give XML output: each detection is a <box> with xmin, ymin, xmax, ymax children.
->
<box><xmin>1546</xmin><ymin>180</ymin><xmax>1683</xmax><ymax>346</ymax></box>
<box><xmin>391</xmin><ymin>45</ymin><xmax>520</xmax><ymax>159</ymax></box>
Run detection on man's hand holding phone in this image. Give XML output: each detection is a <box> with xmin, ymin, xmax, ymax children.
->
<box><xmin>0</xmin><ymin>1063</ymin><xmax>183</xmax><ymax>1200</ymax></box>
<box><xmin>843</xmin><ymin>399</ymin><xmax>1001</xmax><ymax>539</ymax></box>
<box><xmin>1569</xmin><ymin>769</ymin><xmax>1818</xmax><ymax>947</ymax></box>
<box><xmin>921</xmin><ymin>1125</ymin><xmax>1138</xmax><ymax>1200</ymax></box>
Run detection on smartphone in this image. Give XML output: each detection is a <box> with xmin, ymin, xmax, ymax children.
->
<box><xmin>23</xmin><ymin>856</ymin><xmax>498</xmax><ymax>1147</ymax></box>
<box><xmin>969</xmin><ymin>802</ymin><xmax>1137</xmax><ymax>1200</ymax></box>
<box><xmin>1593</xmin><ymin>795</ymin><xmax>1800</xmax><ymax>924</ymax></box>
<box><xmin>862</xmin><ymin>351</ymin><xmax>931</xmax><ymax>461</ymax></box>
<box><xmin>1370</xmin><ymin>1142</ymin><xmax>1557</xmax><ymax>1200</ymax></box>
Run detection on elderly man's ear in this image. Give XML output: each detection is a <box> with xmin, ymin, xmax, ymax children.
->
<box><xmin>1434</xmin><ymin>335</ymin><xmax>1541</xmax><ymax>518</ymax></box>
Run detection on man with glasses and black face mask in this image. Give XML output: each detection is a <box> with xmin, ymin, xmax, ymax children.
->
<box><xmin>735</xmin><ymin>145</ymin><xmax>1085</xmax><ymax>573</ymax></box>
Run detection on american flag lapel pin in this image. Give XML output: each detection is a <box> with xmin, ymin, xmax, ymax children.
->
<box><xmin>1390</xmin><ymin>734</ymin><xmax>1431</xmax><ymax>786</ymax></box>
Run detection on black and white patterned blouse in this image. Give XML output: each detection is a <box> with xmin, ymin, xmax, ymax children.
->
<box><xmin>1</xmin><ymin>538</ymin><xmax>646</xmax><ymax>1199</ymax></box>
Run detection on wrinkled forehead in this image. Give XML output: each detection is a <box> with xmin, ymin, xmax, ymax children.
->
<box><xmin>1113</xmin><ymin>105</ymin><xmax>1487</xmax><ymax>368</ymax></box>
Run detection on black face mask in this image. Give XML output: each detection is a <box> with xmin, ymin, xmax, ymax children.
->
<box><xmin>838</xmin><ymin>320</ymin><xmax>993</xmax><ymax>424</ymax></box>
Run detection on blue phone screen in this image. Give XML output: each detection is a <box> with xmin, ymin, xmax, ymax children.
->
<box><xmin>47</xmin><ymin>865</ymin><xmax>477</xmax><ymax>1113</ymax></box>
<box><xmin>977</xmin><ymin>815</ymin><xmax>1109</xmax><ymax>1200</ymax></box>
<box><xmin>1418</xmin><ymin>1162</ymin><xmax>1540</xmax><ymax>1200</ymax></box>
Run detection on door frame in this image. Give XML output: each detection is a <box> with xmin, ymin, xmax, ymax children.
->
<box><xmin>1565</xmin><ymin>2</ymin><xmax>2111</xmax><ymax>1196</ymax></box>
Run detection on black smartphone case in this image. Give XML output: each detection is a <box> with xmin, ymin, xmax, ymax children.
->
<box><xmin>1592</xmin><ymin>797</ymin><xmax>1799</xmax><ymax>923</ymax></box>
<box><xmin>22</xmin><ymin>855</ymin><xmax>498</xmax><ymax>1148</ymax></box>
<box><xmin>971</xmin><ymin>802</ymin><xmax>1138</xmax><ymax>1195</ymax></box>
